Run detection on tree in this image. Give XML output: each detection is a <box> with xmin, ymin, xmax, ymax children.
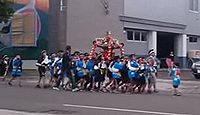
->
<box><xmin>0</xmin><ymin>0</ymin><xmax>14</xmax><ymax>34</ymax></box>
<box><xmin>0</xmin><ymin>0</ymin><xmax>14</xmax><ymax>23</ymax></box>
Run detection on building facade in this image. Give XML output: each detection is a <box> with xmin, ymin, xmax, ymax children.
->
<box><xmin>49</xmin><ymin>0</ymin><xmax>200</xmax><ymax>68</ymax></box>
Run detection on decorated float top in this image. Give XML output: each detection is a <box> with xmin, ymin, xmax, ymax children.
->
<box><xmin>89</xmin><ymin>32</ymin><xmax>125</xmax><ymax>60</ymax></box>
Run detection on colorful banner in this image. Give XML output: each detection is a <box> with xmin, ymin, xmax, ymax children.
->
<box><xmin>0</xmin><ymin>0</ymin><xmax>49</xmax><ymax>59</ymax></box>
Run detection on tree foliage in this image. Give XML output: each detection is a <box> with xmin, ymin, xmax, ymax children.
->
<box><xmin>0</xmin><ymin>0</ymin><xmax>14</xmax><ymax>23</ymax></box>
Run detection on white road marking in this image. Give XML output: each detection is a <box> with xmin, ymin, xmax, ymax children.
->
<box><xmin>63</xmin><ymin>104</ymin><xmax>191</xmax><ymax>115</ymax></box>
<box><xmin>0</xmin><ymin>109</ymin><xmax>52</xmax><ymax>115</ymax></box>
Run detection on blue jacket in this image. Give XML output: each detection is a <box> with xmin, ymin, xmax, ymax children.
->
<box><xmin>76</xmin><ymin>60</ymin><xmax>86</xmax><ymax>77</ymax></box>
<box><xmin>127</xmin><ymin>60</ymin><xmax>139</xmax><ymax>78</ymax></box>
<box><xmin>11</xmin><ymin>58</ymin><xmax>22</xmax><ymax>77</ymax></box>
<box><xmin>169</xmin><ymin>68</ymin><xmax>181</xmax><ymax>86</ymax></box>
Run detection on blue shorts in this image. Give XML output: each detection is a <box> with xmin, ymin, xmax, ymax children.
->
<box><xmin>12</xmin><ymin>75</ymin><xmax>21</xmax><ymax>78</ymax></box>
<box><xmin>173</xmin><ymin>85</ymin><xmax>179</xmax><ymax>88</ymax></box>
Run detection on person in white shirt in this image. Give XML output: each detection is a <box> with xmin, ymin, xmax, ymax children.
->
<box><xmin>35</xmin><ymin>50</ymin><xmax>49</xmax><ymax>88</ymax></box>
<box><xmin>146</xmin><ymin>49</ymin><xmax>159</xmax><ymax>93</ymax></box>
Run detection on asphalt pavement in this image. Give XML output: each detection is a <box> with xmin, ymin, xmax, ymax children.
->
<box><xmin>0</xmin><ymin>70</ymin><xmax>200</xmax><ymax>115</ymax></box>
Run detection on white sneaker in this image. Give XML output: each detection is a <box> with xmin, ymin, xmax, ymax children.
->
<box><xmin>53</xmin><ymin>87</ymin><xmax>60</xmax><ymax>91</ymax></box>
<box><xmin>72</xmin><ymin>88</ymin><xmax>79</xmax><ymax>92</ymax></box>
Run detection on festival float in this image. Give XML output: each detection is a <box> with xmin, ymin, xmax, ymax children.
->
<box><xmin>89</xmin><ymin>32</ymin><xmax>125</xmax><ymax>60</ymax></box>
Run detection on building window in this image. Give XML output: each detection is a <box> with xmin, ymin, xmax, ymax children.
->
<box><xmin>189</xmin><ymin>36</ymin><xmax>198</xmax><ymax>43</ymax></box>
<box><xmin>189</xmin><ymin>0</ymin><xmax>199</xmax><ymax>12</ymax></box>
<box><xmin>126</xmin><ymin>30</ymin><xmax>147</xmax><ymax>42</ymax></box>
<box><xmin>141</xmin><ymin>32</ymin><xmax>147</xmax><ymax>41</ymax></box>
<box><xmin>134</xmin><ymin>32</ymin><xmax>140</xmax><ymax>41</ymax></box>
<box><xmin>127</xmin><ymin>31</ymin><xmax>133</xmax><ymax>40</ymax></box>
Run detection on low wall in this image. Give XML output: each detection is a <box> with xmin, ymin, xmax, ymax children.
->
<box><xmin>22</xmin><ymin>60</ymin><xmax>37</xmax><ymax>70</ymax></box>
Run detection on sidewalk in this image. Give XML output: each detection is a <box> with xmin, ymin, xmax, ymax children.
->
<box><xmin>157</xmin><ymin>79</ymin><xmax>200</xmax><ymax>95</ymax></box>
<box><xmin>158</xmin><ymin>69</ymin><xmax>197</xmax><ymax>81</ymax></box>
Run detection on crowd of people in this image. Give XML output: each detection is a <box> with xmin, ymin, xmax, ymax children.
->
<box><xmin>34</xmin><ymin>45</ymin><xmax>177</xmax><ymax>94</ymax></box>
<box><xmin>0</xmin><ymin>45</ymin><xmax>181</xmax><ymax>96</ymax></box>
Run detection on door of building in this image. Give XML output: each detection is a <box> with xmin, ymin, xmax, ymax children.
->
<box><xmin>157</xmin><ymin>32</ymin><xmax>176</xmax><ymax>68</ymax></box>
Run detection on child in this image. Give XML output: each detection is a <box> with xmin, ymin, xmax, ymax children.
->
<box><xmin>118</xmin><ymin>57</ymin><xmax>129</xmax><ymax>93</ymax></box>
<box><xmin>52</xmin><ymin>51</ymin><xmax>64</xmax><ymax>90</ymax></box>
<box><xmin>127</xmin><ymin>54</ymin><xmax>140</xmax><ymax>93</ymax></box>
<box><xmin>75</xmin><ymin>54</ymin><xmax>87</xmax><ymax>90</ymax></box>
<box><xmin>84</xmin><ymin>57</ymin><xmax>95</xmax><ymax>91</ymax></box>
<box><xmin>8</xmin><ymin>55</ymin><xmax>23</xmax><ymax>87</ymax></box>
<box><xmin>169</xmin><ymin>62</ymin><xmax>181</xmax><ymax>96</ymax></box>
<box><xmin>97</xmin><ymin>56</ymin><xmax>107</xmax><ymax>91</ymax></box>
<box><xmin>137</xmin><ymin>59</ymin><xmax>147</xmax><ymax>93</ymax></box>
<box><xmin>109</xmin><ymin>56</ymin><xmax>124</xmax><ymax>93</ymax></box>
<box><xmin>48</xmin><ymin>53</ymin><xmax>57</xmax><ymax>87</ymax></box>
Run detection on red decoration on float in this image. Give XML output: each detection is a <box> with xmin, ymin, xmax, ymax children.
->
<box><xmin>89</xmin><ymin>32</ymin><xmax>125</xmax><ymax>60</ymax></box>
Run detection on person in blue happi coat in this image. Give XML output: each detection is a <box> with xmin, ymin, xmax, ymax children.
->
<box><xmin>8</xmin><ymin>55</ymin><xmax>23</xmax><ymax>87</ymax></box>
<box><xmin>75</xmin><ymin>54</ymin><xmax>86</xmax><ymax>90</ymax></box>
<box><xmin>169</xmin><ymin>62</ymin><xmax>181</xmax><ymax>96</ymax></box>
<box><xmin>109</xmin><ymin>56</ymin><xmax>124</xmax><ymax>92</ymax></box>
<box><xmin>84</xmin><ymin>57</ymin><xmax>95</xmax><ymax>91</ymax></box>
<box><xmin>127</xmin><ymin>54</ymin><xmax>140</xmax><ymax>93</ymax></box>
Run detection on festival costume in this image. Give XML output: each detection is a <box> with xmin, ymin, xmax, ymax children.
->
<box><xmin>36</xmin><ymin>55</ymin><xmax>49</xmax><ymax>78</ymax></box>
<box><xmin>0</xmin><ymin>58</ymin><xmax>9</xmax><ymax>76</ymax></box>
<box><xmin>97</xmin><ymin>61</ymin><xmax>107</xmax><ymax>82</ymax></box>
<box><xmin>76</xmin><ymin>59</ymin><xmax>86</xmax><ymax>78</ymax></box>
<box><xmin>137</xmin><ymin>64</ymin><xmax>147</xmax><ymax>85</ymax></box>
<box><xmin>11</xmin><ymin>58</ymin><xmax>22</xmax><ymax>77</ymax></box>
<box><xmin>146</xmin><ymin>55</ymin><xmax>158</xmax><ymax>91</ymax></box>
<box><xmin>86</xmin><ymin>60</ymin><xmax>95</xmax><ymax>77</ymax></box>
<box><xmin>127</xmin><ymin>60</ymin><xmax>139</xmax><ymax>79</ymax></box>
<box><xmin>53</xmin><ymin>57</ymin><xmax>63</xmax><ymax>78</ymax></box>
<box><xmin>169</xmin><ymin>68</ymin><xmax>181</xmax><ymax>88</ymax></box>
<box><xmin>111</xmin><ymin>61</ymin><xmax>124</xmax><ymax>79</ymax></box>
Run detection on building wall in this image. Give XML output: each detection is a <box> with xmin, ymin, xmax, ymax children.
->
<box><xmin>123</xmin><ymin>0</ymin><xmax>186</xmax><ymax>56</ymax></box>
<box><xmin>124</xmin><ymin>0</ymin><xmax>186</xmax><ymax>25</ymax></box>
<box><xmin>124</xmin><ymin>41</ymin><xmax>148</xmax><ymax>55</ymax></box>
<box><xmin>48</xmin><ymin>0</ymin><xmax>148</xmax><ymax>55</ymax></box>
<box><xmin>123</xmin><ymin>0</ymin><xmax>200</xmax><ymax>58</ymax></box>
<box><xmin>124</xmin><ymin>0</ymin><xmax>200</xmax><ymax>36</ymax></box>
<box><xmin>48</xmin><ymin>0</ymin><xmax>200</xmax><ymax>60</ymax></box>
<box><xmin>66</xmin><ymin>0</ymin><xmax>124</xmax><ymax>53</ymax></box>
<box><xmin>49</xmin><ymin>0</ymin><xmax>66</xmax><ymax>52</ymax></box>
<box><xmin>185</xmin><ymin>0</ymin><xmax>200</xmax><ymax>35</ymax></box>
<box><xmin>187</xmin><ymin>38</ymin><xmax>200</xmax><ymax>51</ymax></box>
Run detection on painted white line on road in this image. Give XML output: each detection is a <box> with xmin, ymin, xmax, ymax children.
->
<box><xmin>0</xmin><ymin>109</ymin><xmax>52</xmax><ymax>115</ymax></box>
<box><xmin>63</xmin><ymin>104</ymin><xmax>191</xmax><ymax>115</ymax></box>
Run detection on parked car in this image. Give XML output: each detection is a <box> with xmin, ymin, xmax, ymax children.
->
<box><xmin>191</xmin><ymin>60</ymin><xmax>200</xmax><ymax>79</ymax></box>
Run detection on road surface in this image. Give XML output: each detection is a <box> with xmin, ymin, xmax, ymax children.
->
<box><xmin>0</xmin><ymin>77</ymin><xmax>200</xmax><ymax>115</ymax></box>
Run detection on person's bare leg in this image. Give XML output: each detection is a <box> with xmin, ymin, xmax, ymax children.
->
<box><xmin>42</xmin><ymin>76</ymin><xmax>46</xmax><ymax>88</ymax></box>
<box><xmin>8</xmin><ymin>77</ymin><xmax>15</xmax><ymax>86</ymax></box>
<box><xmin>36</xmin><ymin>77</ymin><xmax>42</xmax><ymax>88</ymax></box>
<box><xmin>2</xmin><ymin>69</ymin><xmax>8</xmax><ymax>81</ymax></box>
